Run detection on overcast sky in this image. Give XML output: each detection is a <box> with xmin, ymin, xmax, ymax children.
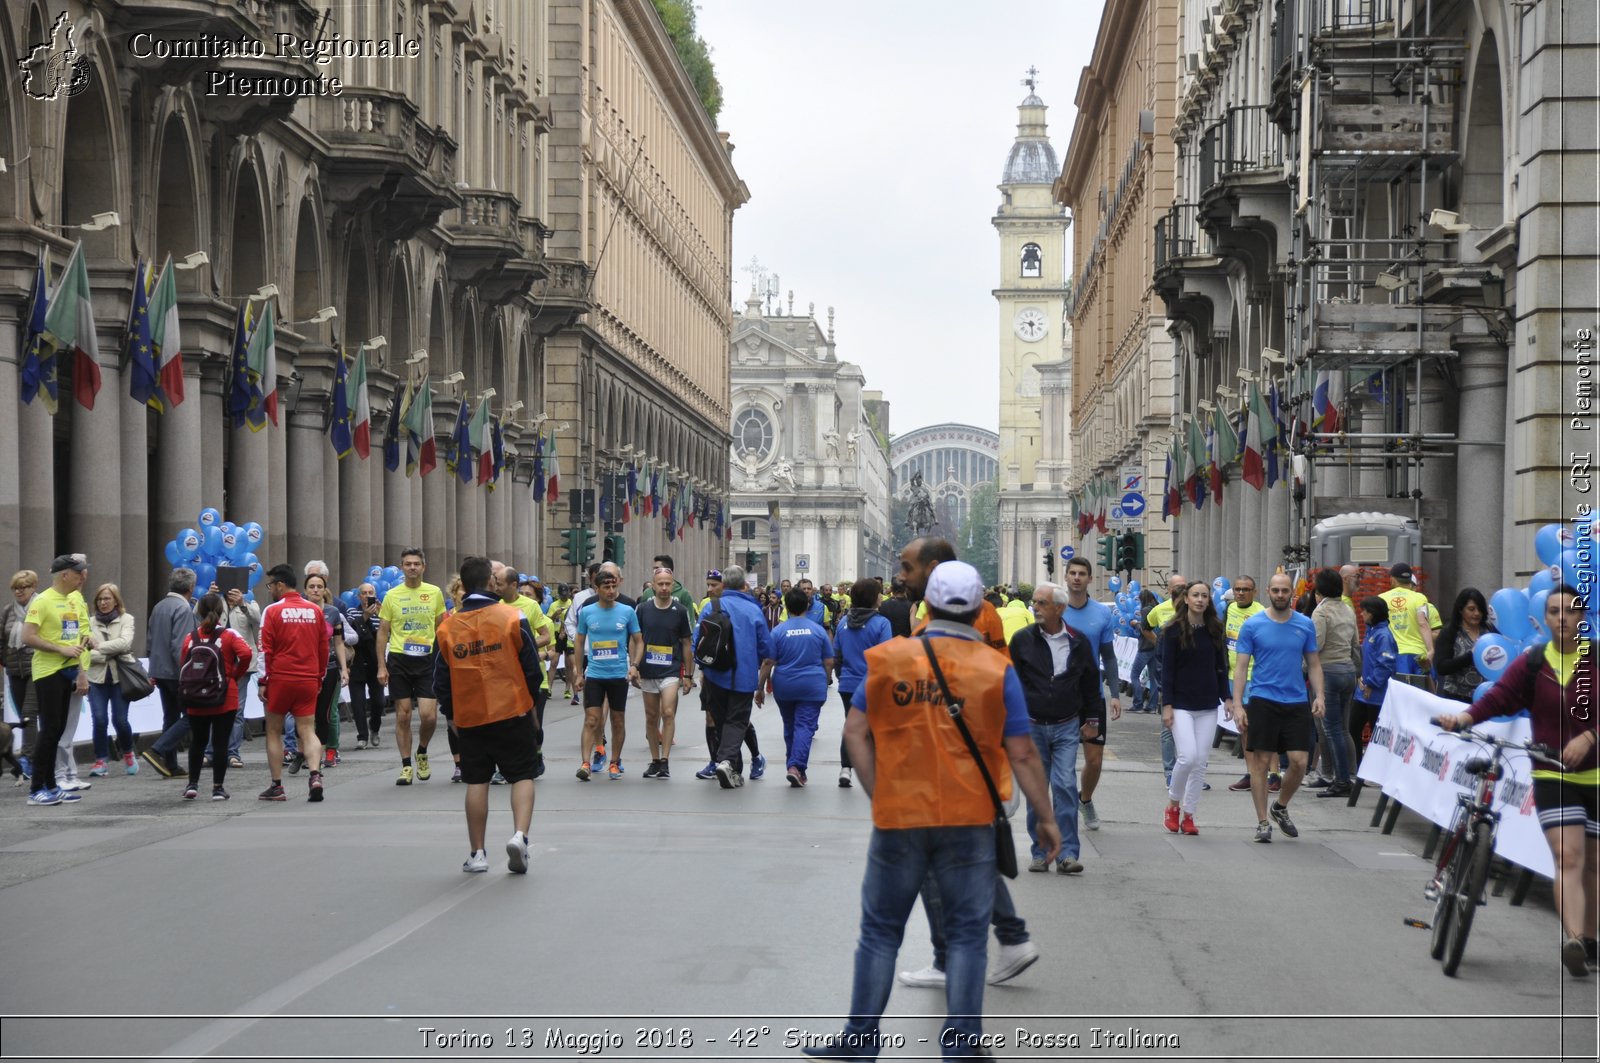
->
<box><xmin>696</xmin><ymin>0</ymin><xmax>1103</xmax><ymax>435</ymax></box>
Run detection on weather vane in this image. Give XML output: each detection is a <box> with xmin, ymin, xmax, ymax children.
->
<box><xmin>1023</xmin><ymin>66</ymin><xmax>1039</xmax><ymax>93</ymax></box>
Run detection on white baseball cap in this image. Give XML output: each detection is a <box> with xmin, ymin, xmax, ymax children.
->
<box><xmin>925</xmin><ymin>561</ymin><xmax>985</xmax><ymax>613</ymax></box>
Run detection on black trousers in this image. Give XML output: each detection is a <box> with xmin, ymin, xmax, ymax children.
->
<box><xmin>187</xmin><ymin>710</ymin><xmax>237</xmax><ymax>788</ymax></box>
<box><xmin>31</xmin><ymin>671</ymin><xmax>75</xmax><ymax>794</ymax></box>
<box><xmin>702</xmin><ymin>681</ymin><xmax>758</xmax><ymax>771</ymax></box>
<box><xmin>7</xmin><ymin>671</ymin><xmax>35</xmax><ymax>756</ymax></box>
<box><xmin>313</xmin><ymin>667</ymin><xmax>341</xmax><ymax>748</ymax></box>
<box><xmin>348</xmin><ymin>661</ymin><xmax>383</xmax><ymax>740</ymax></box>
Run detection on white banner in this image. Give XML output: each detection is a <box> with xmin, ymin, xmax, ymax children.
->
<box><xmin>1113</xmin><ymin>634</ymin><xmax>1139</xmax><ymax>685</ymax></box>
<box><xmin>1357</xmin><ymin>681</ymin><xmax>1553</xmax><ymax>878</ymax></box>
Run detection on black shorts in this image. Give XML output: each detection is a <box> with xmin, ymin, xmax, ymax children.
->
<box><xmin>456</xmin><ymin>712</ymin><xmax>538</xmax><ymax>785</ymax></box>
<box><xmin>1082</xmin><ymin>701</ymin><xmax>1107</xmax><ymax>747</ymax></box>
<box><xmin>1243</xmin><ymin>697</ymin><xmax>1314</xmax><ymax>754</ymax></box>
<box><xmin>583</xmin><ymin>677</ymin><xmax>630</xmax><ymax>713</ymax></box>
<box><xmin>1533</xmin><ymin>777</ymin><xmax>1600</xmax><ymax>837</ymax></box>
<box><xmin>386</xmin><ymin>652</ymin><xmax>437</xmax><ymax>701</ymax></box>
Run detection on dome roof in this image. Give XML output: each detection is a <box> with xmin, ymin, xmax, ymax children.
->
<box><xmin>1002</xmin><ymin>138</ymin><xmax>1059</xmax><ymax>186</ymax></box>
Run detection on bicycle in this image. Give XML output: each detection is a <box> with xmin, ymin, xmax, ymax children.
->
<box><xmin>1423</xmin><ymin>723</ymin><xmax>1563</xmax><ymax>977</ymax></box>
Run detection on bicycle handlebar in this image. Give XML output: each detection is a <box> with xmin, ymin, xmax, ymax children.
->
<box><xmin>1428</xmin><ymin>720</ymin><xmax>1566</xmax><ymax>771</ymax></box>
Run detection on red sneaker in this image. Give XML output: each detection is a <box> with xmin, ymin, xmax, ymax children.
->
<box><xmin>1163</xmin><ymin>805</ymin><xmax>1181</xmax><ymax>833</ymax></box>
<box><xmin>1180</xmin><ymin>812</ymin><xmax>1199</xmax><ymax>836</ymax></box>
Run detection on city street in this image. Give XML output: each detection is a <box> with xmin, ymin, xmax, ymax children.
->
<box><xmin>1</xmin><ymin>693</ymin><xmax>1593</xmax><ymax>1062</ymax></box>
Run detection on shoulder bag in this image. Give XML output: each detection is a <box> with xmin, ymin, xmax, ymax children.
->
<box><xmin>920</xmin><ymin>636</ymin><xmax>1018</xmax><ymax>878</ymax></box>
<box><xmin>117</xmin><ymin>654</ymin><xmax>155</xmax><ymax>702</ymax></box>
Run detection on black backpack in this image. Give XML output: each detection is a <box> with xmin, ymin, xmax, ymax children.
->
<box><xmin>694</xmin><ymin>596</ymin><xmax>736</xmax><ymax>671</ymax></box>
<box><xmin>179</xmin><ymin>630</ymin><xmax>228</xmax><ymax>708</ymax></box>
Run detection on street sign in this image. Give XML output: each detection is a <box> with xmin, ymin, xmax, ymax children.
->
<box><xmin>1059</xmin><ymin>545</ymin><xmax>1075</xmax><ymax>561</ymax></box>
<box><xmin>794</xmin><ymin>554</ymin><xmax>810</xmax><ymax>571</ymax></box>
<box><xmin>1041</xmin><ymin>536</ymin><xmax>1053</xmax><ymax>549</ymax></box>
<box><xmin>1120</xmin><ymin>492</ymin><xmax>1147</xmax><ymax>518</ymax></box>
<box><xmin>1120</xmin><ymin>464</ymin><xmax>1144</xmax><ymax>494</ymax></box>
<box><xmin>1108</xmin><ymin>505</ymin><xmax>1142</xmax><ymax>530</ymax></box>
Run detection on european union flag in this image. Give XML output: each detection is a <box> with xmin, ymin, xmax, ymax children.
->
<box><xmin>126</xmin><ymin>260</ymin><xmax>159</xmax><ymax>408</ymax></box>
<box><xmin>330</xmin><ymin>349</ymin><xmax>353</xmax><ymax>458</ymax></box>
<box><xmin>19</xmin><ymin>255</ymin><xmax>56</xmax><ymax>414</ymax></box>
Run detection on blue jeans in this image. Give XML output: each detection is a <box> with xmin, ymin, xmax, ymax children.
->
<box><xmin>1026</xmin><ymin>720</ymin><xmax>1080</xmax><ymax>862</ymax></box>
<box><xmin>837</xmin><ymin>825</ymin><xmax>993</xmax><ymax>1059</ymax></box>
<box><xmin>776</xmin><ymin>698</ymin><xmax>822</xmax><ymax>772</ymax></box>
<box><xmin>86</xmin><ymin>680</ymin><xmax>133</xmax><ymax>759</ymax></box>
<box><xmin>228</xmin><ymin>675</ymin><xmax>252</xmax><ymax>760</ymax></box>
<box><xmin>1321</xmin><ymin>664</ymin><xmax>1357</xmax><ymax>783</ymax></box>
<box><xmin>921</xmin><ymin>871</ymin><xmax>1027</xmax><ymax>970</ymax></box>
<box><xmin>1130</xmin><ymin>647</ymin><xmax>1156</xmax><ymax>709</ymax></box>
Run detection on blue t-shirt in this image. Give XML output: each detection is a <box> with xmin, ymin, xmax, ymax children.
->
<box><xmin>852</xmin><ymin>630</ymin><xmax>1032</xmax><ymax>738</ymax></box>
<box><xmin>577</xmin><ymin>601</ymin><xmax>640</xmax><ymax>680</ymax></box>
<box><xmin>1235</xmin><ymin>610</ymin><xmax>1319</xmax><ymax>704</ymax></box>
<box><xmin>767</xmin><ymin>618</ymin><xmax>831</xmax><ymax>702</ymax></box>
<box><xmin>1064</xmin><ymin>599</ymin><xmax>1116</xmax><ymax>673</ymax></box>
<box><xmin>834</xmin><ymin>613</ymin><xmax>894</xmax><ymax>694</ymax></box>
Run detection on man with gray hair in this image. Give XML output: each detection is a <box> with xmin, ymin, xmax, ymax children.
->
<box><xmin>142</xmin><ymin>567</ymin><xmax>198</xmax><ymax>777</ymax></box>
<box><xmin>692</xmin><ymin>565</ymin><xmax>773</xmax><ymax>788</ymax></box>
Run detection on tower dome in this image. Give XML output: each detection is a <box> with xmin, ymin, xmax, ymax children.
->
<box><xmin>1001</xmin><ymin>74</ymin><xmax>1058</xmax><ymax>186</ymax></box>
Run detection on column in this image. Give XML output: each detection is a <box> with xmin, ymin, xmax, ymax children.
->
<box><xmin>0</xmin><ymin>314</ymin><xmax>23</xmax><ymax>578</ymax></box>
<box><xmin>1265</xmin><ymin>481</ymin><xmax>1292</xmax><ymax>578</ymax></box>
<box><xmin>227</xmin><ymin>417</ymin><xmax>270</xmax><ymax>546</ymax></box>
<box><xmin>15</xmin><ymin>375</ymin><xmax>53</xmax><ymax>572</ymax></box>
<box><xmin>119</xmin><ymin>371</ymin><xmax>150</xmax><ymax>619</ymax></box>
<box><xmin>155</xmin><ymin>363</ymin><xmax>205</xmax><ymax>582</ymax></box>
<box><xmin>286</xmin><ymin>400</ymin><xmax>327</xmax><ymax>570</ymax></box>
<box><xmin>70</xmin><ymin>338</ymin><xmax>122</xmax><ymax>581</ymax></box>
<box><xmin>423</xmin><ymin>462</ymin><xmax>451</xmax><ymax>570</ymax></box>
<box><xmin>455</xmin><ymin>477</ymin><xmax>480</xmax><ymax>556</ymax></box>
<box><xmin>267</xmin><ymin>394</ymin><xmax>289</xmax><ymax>567</ymax></box>
<box><xmin>323</xmin><ymin>442</ymin><xmax>342</xmax><ymax>583</ymax></box>
<box><xmin>409</xmin><ymin>468</ymin><xmax>425</xmax><ymax>555</ymax></box>
<box><xmin>1454</xmin><ymin>337</ymin><xmax>1509</xmax><ymax>590</ymax></box>
<box><xmin>340</xmin><ymin>449</ymin><xmax>373</xmax><ymax>586</ymax></box>
<box><xmin>199</xmin><ymin>359</ymin><xmax>226</xmax><ymax>511</ymax></box>
<box><xmin>384</xmin><ymin>466</ymin><xmax>411</xmax><ymax>562</ymax></box>
<box><xmin>487</xmin><ymin>475</ymin><xmax>509</xmax><ymax>561</ymax></box>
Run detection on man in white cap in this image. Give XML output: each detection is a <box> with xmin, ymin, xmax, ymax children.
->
<box><xmin>806</xmin><ymin>560</ymin><xmax>1057</xmax><ymax>1060</ymax></box>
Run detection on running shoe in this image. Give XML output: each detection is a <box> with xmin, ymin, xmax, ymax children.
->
<box><xmin>355</xmin><ymin>739</ymin><xmax>368</xmax><ymax>750</ymax></box>
<box><xmin>124</xmin><ymin>752</ymin><xmax>138</xmax><ymax>775</ymax></box>
<box><xmin>451</xmin><ymin>765</ymin><xmax>463</xmax><ymax>783</ymax></box>
<box><xmin>287</xmin><ymin>751</ymin><xmax>306</xmax><ymax>775</ymax></box>
<box><xmin>258</xmin><ymin>782</ymin><xmax>287</xmax><ymax>802</ymax></box>
<box><xmin>395</xmin><ymin>765</ymin><xmax>413</xmax><ymax>786</ymax></box>
<box><xmin>1563</xmin><ymin>937</ymin><xmax>1590</xmax><ymax>978</ymax></box>
<box><xmin>655</xmin><ymin>761</ymin><xmax>669</xmax><ymax>779</ymax></box>
<box><xmin>506</xmin><ymin>831</ymin><xmax>530</xmax><ymax>874</ymax></box>
<box><xmin>695</xmin><ymin>762</ymin><xmax>718</xmax><ymax>780</ymax></box>
<box><xmin>1180</xmin><ymin>813</ymin><xmax>1199</xmax><ymax>836</ymax></box>
<box><xmin>59</xmin><ymin>778</ymin><xmax>90</xmax><ymax>791</ymax></box>
<box><xmin>1227</xmin><ymin>774</ymin><xmax>1252</xmax><ymax>791</ymax></box>
<box><xmin>576</xmin><ymin>762</ymin><xmax>591</xmax><ymax>781</ymax></box>
<box><xmin>1056</xmin><ymin>859</ymin><xmax>1084</xmax><ymax>874</ymax></box>
<box><xmin>415</xmin><ymin>752</ymin><xmax>431</xmax><ymax>781</ymax></box>
<box><xmin>1267</xmin><ymin>773</ymin><xmax>1282</xmax><ymax>793</ymax></box>
<box><xmin>1269</xmin><ymin>802</ymin><xmax>1298</xmax><ymax>837</ymax></box>
<box><xmin>462</xmin><ymin>849</ymin><xmax>489</xmax><ymax>873</ymax></box>
<box><xmin>590</xmin><ymin>746</ymin><xmax>606</xmax><ymax>774</ymax></box>
<box><xmin>228</xmin><ymin>756</ymin><xmax>244</xmax><ymax>769</ymax></box>
<box><xmin>89</xmin><ymin>759</ymin><xmax>108</xmax><ymax>777</ymax></box>
<box><xmin>141</xmin><ymin>750</ymin><xmax>174</xmax><ymax>778</ymax></box>
<box><xmin>212</xmin><ymin>786</ymin><xmax>230</xmax><ymax>801</ymax></box>
<box><xmin>715</xmin><ymin>760</ymin><xmax>743</xmax><ymax>789</ymax></box>
<box><xmin>1028</xmin><ymin>857</ymin><xmax>1049</xmax><ymax>872</ymax></box>
<box><xmin>1254</xmin><ymin>820</ymin><xmax>1272</xmax><ymax>843</ymax></box>
<box><xmin>27</xmin><ymin>788</ymin><xmax>62</xmax><ymax>806</ymax></box>
<box><xmin>642</xmin><ymin>760</ymin><xmax>664</xmax><ymax>779</ymax></box>
<box><xmin>491</xmin><ymin>770</ymin><xmax>506</xmax><ymax>785</ymax></box>
<box><xmin>183</xmin><ymin>785</ymin><xmax>198</xmax><ymax>800</ymax></box>
<box><xmin>838</xmin><ymin>767</ymin><xmax>853</xmax><ymax>788</ymax></box>
<box><xmin>1081</xmin><ymin>798</ymin><xmax>1100</xmax><ymax>831</ymax></box>
<box><xmin>1316</xmin><ymin>781</ymin><xmax>1353</xmax><ymax>798</ymax></box>
<box><xmin>988</xmin><ymin>941</ymin><xmax>1040</xmax><ymax>985</ymax></box>
<box><xmin>1163</xmin><ymin>805</ymin><xmax>1180</xmax><ymax>833</ymax></box>
<box><xmin>308</xmin><ymin>771</ymin><xmax>324</xmax><ymax>802</ymax></box>
<box><xmin>786</xmin><ymin>768</ymin><xmax>804</xmax><ymax>787</ymax></box>
<box><xmin>607</xmin><ymin>762</ymin><xmax>622</xmax><ymax>780</ymax></box>
<box><xmin>749</xmin><ymin>754</ymin><xmax>766</xmax><ymax>780</ymax></box>
<box><xmin>897</xmin><ymin>966</ymin><xmax>946</xmax><ymax>988</ymax></box>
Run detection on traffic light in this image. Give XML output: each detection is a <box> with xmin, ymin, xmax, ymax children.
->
<box><xmin>1117</xmin><ymin>531</ymin><xmax>1144</xmax><ymax>575</ymax></box>
<box><xmin>1043</xmin><ymin>550</ymin><xmax>1055</xmax><ymax>576</ymax></box>
<box><xmin>560</xmin><ymin>528</ymin><xmax>595</xmax><ymax>565</ymax></box>
<box><xmin>1099</xmin><ymin>536</ymin><xmax>1116</xmax><ymax>572</ymax></box>
<box><xmin>603</xmin><ymin>534</ymin><xmax>626</xmax><ymax>566</ymax></box>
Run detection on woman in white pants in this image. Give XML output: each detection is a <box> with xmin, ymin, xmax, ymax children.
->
<box><xmin>1158</xmin><ymin>582</ymin><xmax>1233</xmax><ymax>835</ymax></box>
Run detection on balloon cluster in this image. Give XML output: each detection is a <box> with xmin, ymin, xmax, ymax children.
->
<box><xmin>1211</xmin><ymin>576</ymin><xmax>1234</xmax><ymax>616</ymax></box>
<box><xmin>1106</xmin><ymin>575</ymin><xmax>1145</xmax><ymax>637</ymax></box>
<box><xmin>1473</xmin><ymin>520</ymin><xmax>1598</xmax><ymax>700</ymax></box>
<box><xmin>339</xmin><ymin>566</ymin><xmax>405</xmax><ymax>611</ymax></box>
<box><xmin>163</xmin><ymin>507</ymin><xmax>264</xmax><ymax>601</ymax></box>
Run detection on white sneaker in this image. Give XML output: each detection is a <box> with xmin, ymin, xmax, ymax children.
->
<box><xmin>462</xmin><ymin>849</ymin><xmax>489</xmax><ymax>873</ymax></box>
<box><xmin>897</xmin><ymin>965</ymin><xmax>946</xmax><ymax>988</ymax></box>
<box><xmin>988</xmin><ymin>940</ymin><xmax>1040</xmax><ymax>985</ymax></box>
<box><xmin>1081</xmin><ymin>798</ymin><xmax>1099</xmax><ymax>831</ymax></box>
<box><xmin>838</xmin><ymin>767</ymin><xmax>853</xmax><ymax>788</ymax></box>
<box><xmin>506</xmin><ymin>831</ymin><xmax>529</xmax><ymax>874</ymax></box>
<box><xmin>715</xmin><ymin>760</ymin><xmax>743</xmax><ymax>789</ymax></box>
<box><xmin>59</xmin><ymin>778</ymin><xmax>91</xmax><ymax>792</ymax></box>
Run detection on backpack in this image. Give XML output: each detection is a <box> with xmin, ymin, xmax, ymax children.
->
<box><xmin>694</xmin><ymin>596</ymin><xmax>736</xmax><ymax>671</ymax></box>
<box><xmin>179</xmin><ymin>630</ymin><xmax>228</xmax><ymax>708</ymax></box>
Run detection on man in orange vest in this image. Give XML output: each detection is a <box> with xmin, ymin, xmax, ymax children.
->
<box><xmin>805</xmin><ymin>561</ymin><xmax>1057</xmax><ymax>1061</ymax></box>
<box><xmin>434</xmin><ymin>556</ymin><xmax>544</xmax><ymax>875</ymax></box>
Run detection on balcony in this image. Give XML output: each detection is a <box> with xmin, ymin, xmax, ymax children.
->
<box><xmin>314</xmin><ymin>90</ymin><xmax>461</xmax><ymax>239</ymax></box>
<box><xmin>525</xmin><ymin>259</ymin><xmax>593</xmax><ymax>336</ymax></box>
<box><xmin>445</xmin><ymin>191</ymin><xmax>547</xmax><ymax>304</ymax></box>
<box><xmin>1304</xmin><ymin>301</ymin><xmax>1486</xmax><ymax>371</ymax></box>
<box><xmin>1199</xmin><ymin>106</ymin><xmax>1284</xmax><ymax>201</ymax></box>
<box><xmin>1152</xmin><ymin>203</ymin><xmax>1232</xmax><ymax>355</ymax></box>
<box><xmin>1153</xmin><ymin>203</ymin><xmax>1200</xmax><ymax>276</ymax></box>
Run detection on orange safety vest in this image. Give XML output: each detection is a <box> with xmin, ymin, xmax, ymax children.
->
<box><xmin>861</xmin><ymin>636</ymin><xmax>1014</xmax><ymax>830</ymax></box>
<box><xmin>436</xmin><ymin>603</ymin><xmax>535</xmax><ymax>729</ymax></box>
<box><xmin>912</xmin><ymin>599</ymin><xmax>1011</xmax><ymax>660</ymax></box>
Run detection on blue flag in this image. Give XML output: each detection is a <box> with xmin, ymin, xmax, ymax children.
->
<box><xmin>532</xmin><ymin>432</ymin><xmax>546</xmax><ymax>502</ymax></box>
<box><xmin>450</xmin><ymin>398</ymin><xmax>473</xmax><ymax>483</ymax></box>
<box><xmin>383</xmin><ymin>382</ymin><xmax>404</xmax><ymax>472</ymax></box>
<box><xmin>20</xmin><ymin>254</ymin><xmax>56</xmax><ymax>414</ymax></box>
<box><xmin>126</xmin><ymin>260</ymin><xmax>160</xmax><ymax>408</ymax></box>
<box><xmin>330</xmin><ymin>350</ymin><xmax>353</xmax><ymax>458</ymax></box>
<box><xmin>228</xmin><ymin>302</ymin><xmax>253</xmax><ymax>429</ymax></box>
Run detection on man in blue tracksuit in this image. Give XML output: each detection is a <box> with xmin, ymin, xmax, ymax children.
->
<box><xmin>693</xmin><ymin>564</ymin><xmax>773</xmax><ymax>789</ymax></box>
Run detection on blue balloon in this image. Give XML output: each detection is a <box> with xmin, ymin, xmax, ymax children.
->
<box><xmin>164</xmin><ymin>540</ymin><xmax>181</xmax><ymax>566</ymax></box>
<box><xmin>368</xmin><ymin>565</ymin><xmax>384</xmax><ymax>580</ymax></box>
<box><xmin>219</xmin><ymin>521</ymin><xmax>238</xmax><ymax>537</ymax></box>
<box><xmin>1527</xmin><ymin>568</ymin><xmax>1556</xmax><ymax>597</ymax></box>
<box><xmin>191</xmin><ymin>562</ymin><xmax>216</xmax><ymax>592</ymax></box>
<box><xmin>383</xmin><ymin>565</ymin><xmax>402</xmax><ymax>583</ymax></box>
<box><xmin>1472</xmin><ymin>680</ymin><xmax>1496</xmax><ymax>703</ymax></box>
<box><xmin>243</xmin><ymin>522</ymin><xmax>264</xmax><ymax>549</ymax></box>
<box><xmin>198</xmin><ymin>507</ymin><xmax>222</xmax><ymax>529</ymax></box>
<box><xmin>247</xmin><ymin>565</ymin><xmax>263</xmax><ymax>589</ymax></box>
<box><xmin>340</xmin><ymin>590</ymin><xmax>358</xmax><ymax>609</ymax></box>
<box><xmin>1212</xmin><ymin>576</ymin><xmax>1232</xmax><ymax>595</ymax></box>
<box><xmin>242</xmin><ymin>590</ymin><xmax>254</xmax><ymax>603</ymax></box>
<box><xmin>178</xmin><ymin>528</ymin><xmax>203</xmax><ymax>560</ymax></box>
<box><xmin>1107</xmin><ymin>576</ymin><xmax>1122</xmax><ymax>593</ymax></box>
<box><xmin>1488</xmin><ymin>587</ymin><xmax>1530</xmax><ymax>640</ymax></box>
<box><xmin>1472</xmin><ymin>633</ymin><xmax>1516</xmax><ymax>682</ymax></box>
<box><xmin>1128</xmin><ymin>580</ymin><xmax>1141</xmax><ymax>595</ymax></box>
<box><xmin>203</xmin><ymin>526</ymin><xmax>224</xmax><ymax>559</ymax></box>
<box><xmin>241</xmin><ymin>552</ymin><xmax>260</xmax><ymax>571</ymax></box>
<box><xmin>1534</xmin><ymin>523</ymin><xmax>1571</xmax><ymax>566</ymax></box>
<box><xmin>228</xmin><ymin>534</ymin><xmax>251</xmax><ymax>562</ymax></box>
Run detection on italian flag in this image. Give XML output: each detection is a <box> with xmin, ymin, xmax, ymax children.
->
<box><xmin>348</xmin><ymin>345</ymin><xmax>371</xmax><ymax>459</ymax></box>
<box><xmin>43</xmin><ymin>240</ymin><xmax>101</xmax><ymax>410</ymax></box>
<box><xmin>148</xmin><ymin>255</ymin><xmax>184</xmax><ymax>410</ymax></box>
<box><xmin>472</xmin><ymin>399</ymin><xmax>494</xmax><ymax>484</ymax></box>
<box><xmin>545</xmin><ymin>427</ymin><xmax>560</xmax><ymax>503</ymax></box>
<box><xmin>245</xmin><ymin>299</ymin><xmax>278</xmax><ymax>428</ymax></box>
<box><xmin>1165</xmin><ymin>431</ymin><xmax>1185</xmax><ymax>517</ymax></box>
<box><xmin>1241</xmin><ymin>381</ymin><xmax>1274</xmax><ymax>491</ymax></box>
<box><xmin>1210</xmin><ymin>402</ymin><xmax>1240</xmax><ymax>505</ymax></box>
<box><xmin>404</xmin><ymin>373</ymin><xmax>436</xmax><ymax>476</ymax></box>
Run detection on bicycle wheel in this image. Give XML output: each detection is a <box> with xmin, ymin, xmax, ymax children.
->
<box><xmin>1442</xmin><ymin>821</ymin><xmax>1493</xmax><ymax>977</ymax></box>
<box><xmin>1429</xmin><ymin>838</ymin><xmax>1462</xmax><ymax>961</ymax></box>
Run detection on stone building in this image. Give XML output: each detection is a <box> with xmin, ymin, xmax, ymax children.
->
<box><xmin>726</xmin><ymin>292</ymin><xmax>893</xmax><ymax>587</ymax></box>
<box><xmin>1055</xmin><ymin>0</ymin><xmax>1179</xmax><ymax>587</ymax></box>
<box><xmin>994</xmin><ymin>76</ymin><xmax>1073</xmax><ymax>587</ymax></box>
<box><xmin>0</xmin><ymin>0</ymin><xmax>741</xmax><ymax>627</ymax></box>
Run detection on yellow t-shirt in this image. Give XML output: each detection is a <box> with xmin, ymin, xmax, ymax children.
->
<box><xmin>1226</xmin><ymin>601</ymin><xmax>1267</xmax><ymax>677</ymax></box>
<box><xmin>1379</xmin><ymin>587</ymin><xmax>1440</xmax><ymax>657</ymax></box>
<box><xmin>1546</xmin><ymin>639</ymin><xmax>1593</xmax><ymax>689</ymax></box>
<box><xmin>1146</xmin><ymin>598</ymin><xmax>1178</xmax><ymax>632</ymax></box>
<box><xmin>26</xmin><ymin>586</ymin><xmax>91</xmax><ymax>680</ymax></box>
<box><xmin>379</xmin><ymin>582</ymin><xmax>446</xmax><ymax>657</ymax></box>
<box><xmin>518</xmin><ymin>599</ymin><xmax>555</xmax><ymax>692</ymax></box>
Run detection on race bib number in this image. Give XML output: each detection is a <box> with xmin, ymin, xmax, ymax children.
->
<box><xmin>403</xmin><ymin>642</ymin><xmax>431</xmax><ymax>657</ymax></box>
<box><xmin>645</xmin><ymin>644</ymin><xmax>674</xmax><ymax>668</ymax></box>
<box><xmin>590</xmin><ymin>639</ymin><xmax>620</xmax><ymax>663</ymax></box>
<box><xmin>61</xmin><ymin>620</ymin><xmax>80</xmax><ymax>642</ymax></box>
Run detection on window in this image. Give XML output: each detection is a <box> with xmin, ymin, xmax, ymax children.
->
<box><xmin>1020</xmin><ymin>242</ymin><xmax>1042</xmax><ymax>278</ymax></box>
<box><xmin>733</xmin><ymin>407</ymin><xmax>774</xmax><ymax>461</ymax></box>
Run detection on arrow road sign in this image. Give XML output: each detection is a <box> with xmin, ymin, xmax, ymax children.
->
<box><xmin>1119</xmin><ymin>492</ymin><xmax>1147</xmax><ymax>518</ymax></box>
<box><xmin>1059</xmin><ymin>545</ymin><xmax>1075</xmax><ymax>561</ymax></box>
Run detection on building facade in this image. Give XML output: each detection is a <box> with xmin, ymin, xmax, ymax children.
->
<box><xmin>994</xmin><ymin>78</ymin><xmax>1072</xmax><ymax>587</ymax></box>
<box><xmin>726</xmin><ymin>292</ymin><xmax>893</xmax><ymax>587</ymax></box>
<box><xmin>1054</xmin><ymin>0</ymin><xmax>1180</xmax><ymax>588</ymax></box>
<box><xmin>0</xmin><ymin>0</ymin><xmax>740</xmax><ymax>630</ymax></box>
<box><xmin>890</xmin><ymin>423</ymin><xmax>1001</xmax><ymax>539</ymax></box>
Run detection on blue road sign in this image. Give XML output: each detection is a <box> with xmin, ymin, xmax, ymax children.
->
<box><xmin>1119</xmin><ymin>492</ymin><xmax>1147</xmax><ymax>518</ymax></box>
<box><xmin>1059</xmin><ymin>545</ymin><xmax>1075</xmax><ymax>561</ymax></box>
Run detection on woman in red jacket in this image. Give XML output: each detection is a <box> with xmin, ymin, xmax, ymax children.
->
<box><xmin>1438</xmin><ymin>584</ymin><xmax>1599</xmax><ymax>976</ymax></box>
<box><xmin>181</xmin><ymin>593</ymin><xmax>253</xmax><ymax>801</ymax></box>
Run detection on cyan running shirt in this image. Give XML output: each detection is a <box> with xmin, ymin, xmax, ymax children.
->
<box><xmin>577</xmin><ymin>601</ymin><xmax>639</xmax><ymax>679</ymax></box>
<box><xmin>1064</xmin><ymin>599</ymin><xmax>1115</xmax><ymax>673</ymax></box>
<box><xmin>1235</xmin><ymin>610</ymin><xmax>1319</xmax><ymax>704</ymax></box>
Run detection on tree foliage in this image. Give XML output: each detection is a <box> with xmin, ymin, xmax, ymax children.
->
<box><xmin>650</xmin><ymin>0</ymin><xmax>723</xmax><ymax>123</ymax></box>
<box><xmin>961</xmin><ymin>482</ymin><xmax>1000</xmax><ymax>586</ymax></box>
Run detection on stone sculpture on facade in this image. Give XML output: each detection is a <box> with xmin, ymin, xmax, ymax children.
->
<box><xmin>823</xmin><ymin>428</ymin><xmax>841</xmax><ymax>461</ymax></box>
<box><xmin>770</xmin><ymin>460</ymin><xmax>798</xmax><ymax>492</ymax></box>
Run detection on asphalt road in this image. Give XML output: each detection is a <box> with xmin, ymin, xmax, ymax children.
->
<box><xmin>1</xmin><ymin>689</ymin><xmax>1595</xmax><ymax>1062</ymax></box>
